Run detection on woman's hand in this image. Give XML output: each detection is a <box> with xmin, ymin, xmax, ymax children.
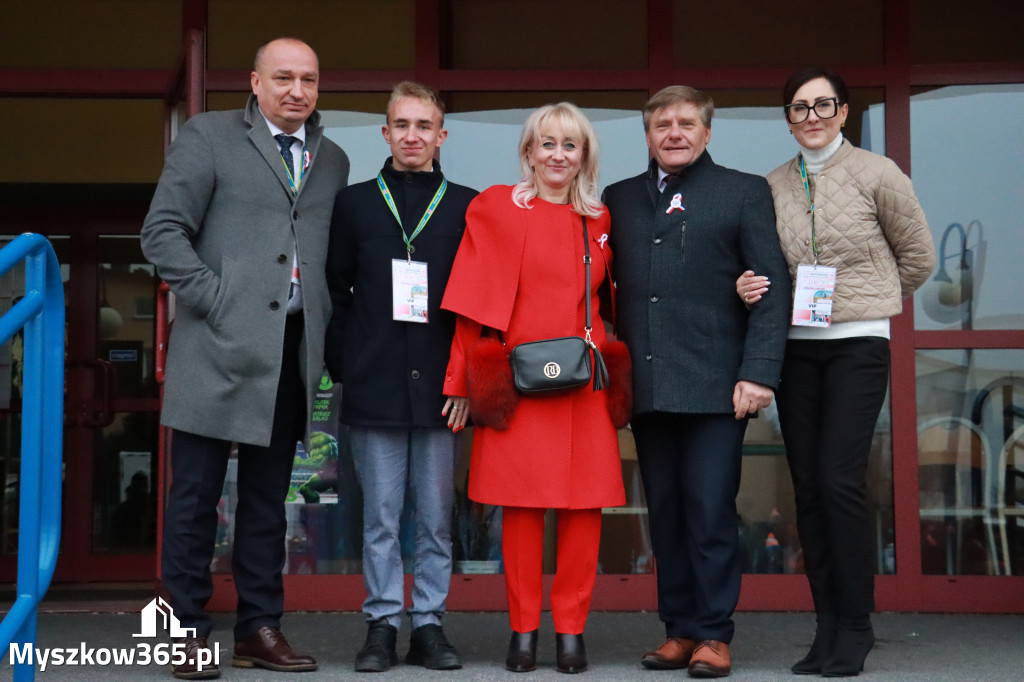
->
<box><xmin>443</xmin><ymin>396</ymin><xmax>470</xmax><ymax>432</ymax></box>
<box><xmin>737</xmin><ymin>270</ymin><xmax>770</xmax><ymax>306</ymax></box>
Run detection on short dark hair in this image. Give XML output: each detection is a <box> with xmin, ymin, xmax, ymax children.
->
<box><xmin>783</xmin><ymin>66</ymin><xmax>849</xmax><ymax>107</ymax></box>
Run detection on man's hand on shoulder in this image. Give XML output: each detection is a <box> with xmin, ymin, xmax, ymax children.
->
<box><xmin>732</xmin><ymin>380</ymin><xmax>774</xmax><ymax>420</ymax></box>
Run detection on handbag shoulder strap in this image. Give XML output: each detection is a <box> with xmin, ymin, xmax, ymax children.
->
<box><xmin>580</xmin><ymin>216</ymin><xmax>608</xmax><ymax>391</ymax></box>
<box><xmin>582</xmin><ymin>216</ymin><xmax>592</xmax><ymax>339</ymax></box>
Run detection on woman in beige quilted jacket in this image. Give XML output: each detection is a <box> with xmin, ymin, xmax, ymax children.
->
<box><xmin>737</xmin><ymin>66</ymin><xmax>935</xmax><ymax>678</ymax></box>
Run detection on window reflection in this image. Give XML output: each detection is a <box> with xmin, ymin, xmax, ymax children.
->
<box><xmin>98</xmin><ymin>236</ymin><xmax>159</xmax><ymax>400</ymax></box>
<box><xmin>912</xmin><ymin>85</ymin><xmax>1024</xmax><ymax>331</ymax></box>
<box><xmin>916</xmin><ymin>349</ymin><xmax>1024</xmax><ymax>575</ymax></box>
<box><xmin>93</xmin><ymin>413</ymin><xmax>159</xmax><ymax>553</ymax></box>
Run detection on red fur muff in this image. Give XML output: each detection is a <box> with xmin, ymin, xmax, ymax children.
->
<box><xmin>466</xmin><ymin>336</ymin><xmax>633</xmax><ymax>430</ymax></box>
<box><xmin>602</xmin><ymin>340</ymin><xmax>633</xmax><ymax>429</ymax></box>
<box><xmin>466</xmin><ymin>336</ymin><xmax>518</xmax><ymax>430</ymax></box>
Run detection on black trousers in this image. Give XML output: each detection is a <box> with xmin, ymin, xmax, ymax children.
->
<box><xmin>632</xmin><ymin>411</ymin><xmax>748</xmax><ymax>643</ymax></box>
<box><xmin>161</xmin><ymin>313</ymin><xmax>306</xmax><ymax>641</ymax></box>
<box><xmin>775</xmin><ymin>337</ymin><xmax>890</xmax><ymax>622</ymax></box>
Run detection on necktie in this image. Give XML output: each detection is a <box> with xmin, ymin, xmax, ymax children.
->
<box><xmin>274</xmin><ymin>133</ymin><xmax>298</xmax><ymax>180</ymax></box>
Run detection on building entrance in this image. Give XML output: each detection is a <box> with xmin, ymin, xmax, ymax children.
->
<box><xmin>1</xmin><ymin>207</ymin><xmax>160</xmax><ymax>582</ymax></box>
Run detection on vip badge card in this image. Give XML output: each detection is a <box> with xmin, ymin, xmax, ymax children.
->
<box><xmin>792</xmin><ymin>264</ymin><xmax>836</xmax><ymax>327</ymax></box>
<box><xmin>392</xmin><ymin>259</ymin><xmax>429</xmax><ymax>323</ymax></box>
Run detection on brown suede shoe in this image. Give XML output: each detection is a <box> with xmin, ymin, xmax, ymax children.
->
<box><xmin>641</xmin><ymin>637</ymin><xmax>697</xmax><ymax>670</ymax></box>
<box><xmin>688</xmin><ymin>640</ymin><xmax>731</xmax><ymax>678</ymax></box>
<box><xmin>232</xmin><ymin>627</ymin><xmax>317</xmax><ymax>672</ymax></box>
<box><xmin>172</xmin><ymin>637</ymin><xmax>219</xmax><ymax>679</ymax></box>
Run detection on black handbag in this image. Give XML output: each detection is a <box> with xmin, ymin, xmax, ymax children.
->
<box><xmin>507</xmin><ymin>217</ymin><xmax>609</xmax><ymax>395</ymax></box>
<box><xmin>510</xmin><ymin>336</ymin><xmax>592</xmax><ymax>393</ymax></box>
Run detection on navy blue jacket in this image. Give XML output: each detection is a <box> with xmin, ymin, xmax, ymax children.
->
<box><xmin>325</xmin><ymin>159</ymin><xmax>477</xmax><ymax>427</ymax></box>
<box><xmin>603</xmin><ymin>153</ymin><xmax>791</xmax><ymax>416</ymax></box>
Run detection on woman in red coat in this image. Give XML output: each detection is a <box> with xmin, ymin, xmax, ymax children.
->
<box><xmin>442</xmin><ymin>102</ymin><xmax>626</xmax><ymax>674</ymax></box>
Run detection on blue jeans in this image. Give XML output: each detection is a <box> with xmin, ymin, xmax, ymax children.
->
<box><xmin>350</xmin><ymin>426</ymin><xmax>458</xmax><ymax>629</ymax></box>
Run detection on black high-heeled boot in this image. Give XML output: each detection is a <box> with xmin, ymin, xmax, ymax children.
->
<box><xmin>506</xmin><ymin>630</ymin><xmax>538</xmax><ymax>673</ymax></box>
<box><xmin>555</xmin><ymin>632</ymin><xmax>587</xmax><ymax>674</ymax></box>
<box><xmin>792</xmin><ymin>615</ymin><xmax>838</xmax><ymax>675</ymax></box>
<box><xmin>821</xmin><ymin>618</ymin><xmax>874</xmax><ymax>677</ymax></box>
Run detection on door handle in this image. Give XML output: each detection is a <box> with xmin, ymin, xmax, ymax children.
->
<box><xmin>80</xmin><ymin>358</ymin><xmax>115</xmax><ymax>428</ymax></box>
<box><xmin>155</xmin><ymin>282</ymin><xmax>170</xmax><ymax>385</ymax></box>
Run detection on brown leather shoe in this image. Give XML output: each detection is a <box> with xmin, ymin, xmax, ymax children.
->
<box><xmin>688</xmin><ymin>640</ymin><xmax>731</xmax><ymax>678</ymax></box>
<box><xmin>641</xmin><ymin>637</ymin><xmax>697</xmax><ymax>670</ymax></box>
<box><xmin>232</xmin><ymin>627</ymin><xmax>317</xmax><ymax>672</ymax></box>
<box><xmin>172</xmin><ymin>637</ymin><xmax>219</xmax><ymax>679</ymax></box>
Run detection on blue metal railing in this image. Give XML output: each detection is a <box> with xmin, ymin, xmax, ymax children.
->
<box><xmin>0</xmin><ymin>234</ymin><xmax>66</xmax><ymax>681</ymax></box>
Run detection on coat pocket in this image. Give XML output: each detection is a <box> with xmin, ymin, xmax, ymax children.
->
<box><xmin>205</xmin><ymin>256</ymin><xmax>235</xmax><ymax>327</ymax></box>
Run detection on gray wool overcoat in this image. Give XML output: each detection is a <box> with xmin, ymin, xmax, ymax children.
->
<box><xmin>141</xmin><ymin>95</ymin><xmax>349</xmax><ymax>447</ymax></box>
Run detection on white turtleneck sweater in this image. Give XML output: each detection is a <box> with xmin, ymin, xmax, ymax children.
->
<box><xmin>788</xmin><ymin>134</ymin><xmax>891</xmax><ymax>341</ymax></box>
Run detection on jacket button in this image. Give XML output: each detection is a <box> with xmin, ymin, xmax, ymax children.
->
<box><xmin>269</xmin><ymin>301</ymin><xmax>280</xmax><ymax>310</ymax></box>
<box><xmin>293</xmin><ymin>212</ymin><xmax>299</xmax><ymax>220</ymax></box>
<box><xmin>652</xmin><ymin>237</ymin><xmax>662</xmax><ymax>245</ymax></box>
<box><xmin>411</xmin><ymin>370</ymin><xmax>421</xmax><ymax>379</ymax></box>
<box><xmin>649</xmin><ymin>295</ymin><xmax>659</xmax><ymax>303</ymax></box>
<box><xmin>277</xmin><ymin>254</ymin><xmax>288</xmax><ymax>263</ymax></box>
<box><xmin>645</xmin><ymin>354</ymin><xmax>653</xmax><ymax>361</ymax></box>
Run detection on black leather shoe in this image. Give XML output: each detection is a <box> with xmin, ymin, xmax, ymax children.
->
<box><xmin>792</xmin><ymin>616</ymin><xmax>838</xmax><ymax>675</ymax></box>
<box><xmin>354</xmin><ymin>619</ymin><xmax>398</xmax><ymax>673</ymax></box>
<box><xmin>555</xmin><ymin>632</ymin><xmax>588</xmax><ymax>674</ymax></box>
<box><xmin>405</xmin><ymin>624</ymin><xmax>463</xmax><ymax>670</ymax></box>
<box><xmin>505</xmin><ymin>630</ymin><xmax>538</xmax><ymax>673</ymax></box>
<box><xmin>822</xmin><ymin>619</ymin><xmax>874</xmax><ymax>677</ymax></box>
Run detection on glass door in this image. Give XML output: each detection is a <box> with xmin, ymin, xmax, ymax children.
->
<box><xmin>0</xmin><ymin>210</ymin><xmax>160</xmax><ymax>582</ymax></box>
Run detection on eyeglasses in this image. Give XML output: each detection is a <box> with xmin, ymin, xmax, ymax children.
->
<box><xmin>785</xmin><ymin>97</ymin><xmax>840</xmax><ymax>124</ymax></box>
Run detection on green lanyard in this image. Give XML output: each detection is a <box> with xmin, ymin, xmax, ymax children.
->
<box><xmin>377</xmin><ymin>173</ymin><xmax>447</xmax><ymax>260</ymax></box>
<box><xmin>798</xmin><ymin>155</ymin><xmax>819</xmax><ymax>265</ymax></box>
<box><xmin>282</xmin><ymin>145</ymin><xmax>306</xmax><ymax>194</ymax></box>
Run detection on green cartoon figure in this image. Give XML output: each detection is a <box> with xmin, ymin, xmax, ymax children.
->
<box><xmin>293</xmin><ymin>431</ymin><xmax>339</xmax><ymax>503</ymax></box>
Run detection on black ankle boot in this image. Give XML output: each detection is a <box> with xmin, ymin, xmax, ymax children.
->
<box><xmin>792</xmin><ymin>616</ymin><xmax>838</xmax><ymax>675</ymax></box>
<box><xmin>821</xmin><ymin>619</ymin><xmax>874</xmax><ymax>677</ymax></box>
<box><xmin>555</xmin><ymin>633</ymin><xmax>587</xmax><ymax>674</ymax></box>
<box><xmin>506</xmin><ymin>630</ymin><xmax>538</xmax><ymax>673</ymax></box>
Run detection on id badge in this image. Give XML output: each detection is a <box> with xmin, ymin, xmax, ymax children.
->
<box><xmin>392</xmin><ymin>259</ymin><xmax>429</xmax><ymax>323</ymax></box>
<box><xmin>792</xmin><ymin>264</ymin><xmax>836</xmax><ymax>327</ymax></box>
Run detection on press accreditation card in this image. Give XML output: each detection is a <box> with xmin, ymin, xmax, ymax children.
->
<box><xmin>392</xmin><ymin>259</ymin><xmax>429</xmax><ymax>323</ymax></box>
<box><xmin>792</xmin><ymin>264</ymin><xmax>837</xmax><ymax>327</ymax></box>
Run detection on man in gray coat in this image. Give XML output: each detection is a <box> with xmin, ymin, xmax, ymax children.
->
<box><xmin>604</xmin><ymin>86</ymin><xmax>791</xmax><ymax>678</ymax></box>
<box><xmin>141</xmin><ymin>37</ymin><xmax>348</xmax><ymax>679</ymax></box>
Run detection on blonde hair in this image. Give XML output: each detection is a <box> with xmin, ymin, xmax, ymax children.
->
<box><xmin>386</xmin><ymin>81</ymin><xmax>445</xmax><ymax>126</ymax></box>
<box><xmin>512</xmin><ymin>102</ymin><xmax>603</xmax><ymax>218</ymax></box>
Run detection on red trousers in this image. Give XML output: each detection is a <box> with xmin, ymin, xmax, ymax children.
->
<box><xmin>501</xmin><ymin>506</ymin><xmax>602</xmax><ymax>634</ymax></box>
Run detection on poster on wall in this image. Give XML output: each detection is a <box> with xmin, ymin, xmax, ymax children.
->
<box><xmin>286</xmin><ymin>373</ymin><xmax>341</xmax><ymax>504</ymax></box>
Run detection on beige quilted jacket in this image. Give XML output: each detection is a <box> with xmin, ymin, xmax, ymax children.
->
<box><xmin>766</xmin><ymin>140</ymin><xmax>936</xmax><ymax>323</ymax></box>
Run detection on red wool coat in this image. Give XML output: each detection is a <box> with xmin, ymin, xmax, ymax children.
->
<box><xmin>442</xmin><ymin>186</ymin><xmax>626</xmax><ymax>509</ymax></box>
